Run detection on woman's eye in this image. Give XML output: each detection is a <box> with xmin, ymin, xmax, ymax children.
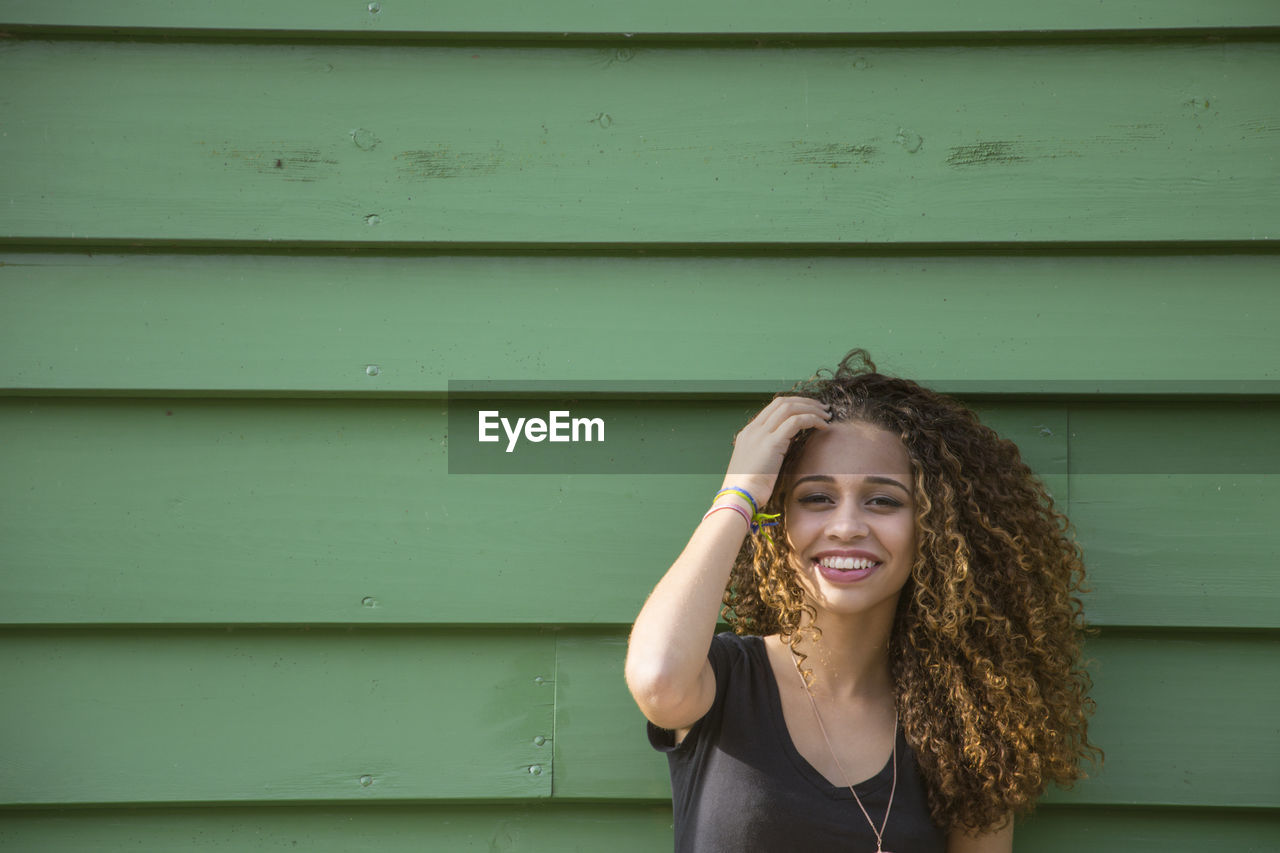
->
<box><xmin>796</xmin><ymin>494</ymin><xmax>904</xmax><ymax>508</ymax></box>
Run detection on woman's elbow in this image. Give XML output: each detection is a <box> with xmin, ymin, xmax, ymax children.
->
<box><xmin>624</xmin><ymin>655</ymin><xmax>710</xmax><ymax>731</ymax></box>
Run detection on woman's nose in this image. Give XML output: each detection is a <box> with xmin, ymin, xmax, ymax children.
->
<box><xmin>825</xmin><ymin>504</ymin><xmax>870</xmax><ymax>539</ymax></box>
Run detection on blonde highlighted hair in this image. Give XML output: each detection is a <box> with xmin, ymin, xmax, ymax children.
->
<box><xmin>723</xmin><ymin>349</ymin><xmax>1100</xmax><ymax>831</ymax></box>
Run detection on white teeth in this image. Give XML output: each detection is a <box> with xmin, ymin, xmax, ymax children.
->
<box><xmin>816</xmin><ymin>556</ymin><xmax>878</xmax><ymax>570</ymax></box>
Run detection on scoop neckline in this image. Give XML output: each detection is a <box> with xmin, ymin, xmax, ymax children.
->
<box><xmin>743</xmin><ymin>634</ymin><xmax>899</xmax><ymax>801</ymax></box>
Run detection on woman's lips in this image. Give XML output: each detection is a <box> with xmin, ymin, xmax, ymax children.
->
<box><xmin>814</xmin><ymin>559</ymin><xmax>881</xmax><ymax>584</ymax></box>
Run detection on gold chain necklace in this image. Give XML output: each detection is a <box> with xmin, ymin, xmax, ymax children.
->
<box><xmin>792</xmin><ymin>652</ymin><xmax>898</xmax><ymax>853</ymax></box>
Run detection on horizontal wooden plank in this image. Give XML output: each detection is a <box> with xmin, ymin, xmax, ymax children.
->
<box><xmin>552</xmin><ymin>635</ymin><xmax>665</xmax><ymax>799</ymax></box>
<box><xmin>552</xmin><ymin>631</ymin><xmax>1280</xmax><ymax>808</ymax></box>
<box><xmin>2</xmin><ymin>1</ymin><xmax>1278</xmax><ymax>37</ymax></box>
<box><xmin>1069</xmin><ymin>475</ymin><xmax>1279</xmax><ymax>628</ymax></box>
<box><xmin>0</xmin><ymin>804</ymin><xmax>679</xmax><ymax>852</ymax></box>
<box><xmin>0</xmin><ymin>630</ymin><xmax>555</xmax><ymax>805</ymax></box>
<box><xmin>1068</xmin><ymin>403</ymin><xmax>1280</xmax><ymax>474</ymax></box>
<box><xmin>2</xmin><ymin>42</ymin><xmax>1277</xmax><ymax>245</ymax></box>
<box><xmin>3</xmin><ymin>398</ymin><xmax>1273</xmax><ymax>628</ymax></box>
<box><xmin>0</xmin><ymin>396</ymin><xmax>703</xmax><ymax>626</ymax></box>
<box><xmin>1046</xmin><ymin>633</ymin><xmax>1280</xmax><ymax>809</ymax></box>
<box><xmin>1067</xmin><ymin>402</ymin><xmax>1280</xmax><ymax>628</ymax></box>
<box><xmin>0</xmin><ymin>397</ymin><xmax>1064</xmax><ymax>625</ymax></box>
<box><xmin>1016</xmin><ymin>806</ymin><xmax>1280</xmax><ymax>851</ymax></box>
<box><xmin>3</xmin><ymin>253</ymin><xmax>1278</xmax><ymax>394</ymax></box>
<box><xmin>0</xmin><ymin>803</ymin><xmax>1276</xmax><ymax>852</ymax></box>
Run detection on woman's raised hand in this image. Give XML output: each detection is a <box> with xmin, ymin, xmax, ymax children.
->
<box><xmin>625</xmin><ymin>397</ymin><xmax>830</xmax><ymax>733</ymax></box>
<box><xmin>721</xmin><ymin>396</ymin><xmax>831</xmax><ymax>508</ymax></box>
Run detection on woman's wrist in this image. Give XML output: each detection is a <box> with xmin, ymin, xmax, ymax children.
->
<box><xmin>717</xmin><ymin>477</ymin><xmax>773</xmax><ymax>507</ymax></box>
<box><xmin>701</xmin><ymin>502</ymin><xmax>752</xmax><ymax>528</ymax></box>
<box><xmin>704</xmin><ymin>484</ymin><xmax>780</xmax><ymax>542</ymax></box>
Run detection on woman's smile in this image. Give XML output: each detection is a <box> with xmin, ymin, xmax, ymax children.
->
<box><xmin>811</xmin><ymin>549</ymin><xmax>884</xmax><ymax>583</ymax></box>
<box><xmin>784</xmin><ymin>420</ymin><xmax>916</xmax><ymax>619</ymax></box>
<box><xmin>629</xmin><ymin>348</ymin><xmax>1096</xmax><ymax>847</ymax></box>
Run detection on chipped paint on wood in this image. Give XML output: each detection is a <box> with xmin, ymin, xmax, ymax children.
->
<box><xmin>208</xmin><ymin>144</ymin><xmax>340</xmax><ymax>183</ymax></box>
<box><xmin>397</xmin><ymin>147</ymin><xmax>503</xmax><ymax>179</ymax></box>
<box><xmin>790</xmin><ymin>142</ymin><xmax>878</xmax><ymax>167</ymax></box>
<box><xmin>947</xmin><ymin>140</ymin><xmax>1028</xmax><ymax>167</ymax></box>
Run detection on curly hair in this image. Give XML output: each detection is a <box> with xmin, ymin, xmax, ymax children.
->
<box><xmin>723</xmin><ymin>348</ymin><xmax>1101</xmax><ymax>832</ymax></box>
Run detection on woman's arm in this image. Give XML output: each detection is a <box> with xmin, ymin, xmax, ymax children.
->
<box><xmin>947</xmin><ymin>817</ymin><xmax>1014</xmax><ymax>853</ymax></box>
<box><xmin>624</xmin><ymin>396</ymin><xmax>830</xmax><ymax>732</ymax></box>
<box><xmin>623</xmin><ymin>504</ymin><xmax>750</xmax><ymax>731</ymax></box>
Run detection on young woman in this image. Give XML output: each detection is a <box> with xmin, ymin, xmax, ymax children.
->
<box><xmin>625</xmin><ymin>349</ymin><xmax>1099</xmax><ymax>852</ymax></box>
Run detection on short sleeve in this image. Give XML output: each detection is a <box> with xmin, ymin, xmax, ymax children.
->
<box><xmin>645</xmin><ymin>632</ymin><xmax>740</xmax><ymax>754</ymax></box>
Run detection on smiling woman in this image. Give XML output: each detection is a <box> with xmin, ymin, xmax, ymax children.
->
<box><xmin>625</xmin><ymin>349</ymin><xmax>1100</xmax><ymax>853</ymax></box>
<box><xmin>785</xmin><ymin>423</ymin><xmax>918</xmax><ymax>626</ymax></box>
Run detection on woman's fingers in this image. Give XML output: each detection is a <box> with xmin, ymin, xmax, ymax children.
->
<box><xmin>737</xmin><ymin>396</ymin><xmax>829</xmax><ymax>442</ymax></box>
<box><xmin>722</xmin><ymin>397</ymin><xmax>831</xmax><ymax>504</ymax></box>
<box><xmin>737</xmin><ymin>403</ymin><xmax>831</xmax><ymax>455</ymax></box>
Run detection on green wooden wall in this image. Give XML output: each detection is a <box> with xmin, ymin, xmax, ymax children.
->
<box><xmin>2</xmin><ymin>3</ymin><xmax>1278</xmax><ymax>849</ymax></box>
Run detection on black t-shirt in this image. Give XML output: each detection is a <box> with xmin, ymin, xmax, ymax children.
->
<box><xmin>648</xmin><ymin>632</ymin><xmax>947</xmax><ymax>853</ymax></box>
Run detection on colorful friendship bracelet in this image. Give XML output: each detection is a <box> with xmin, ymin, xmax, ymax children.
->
<box><xmin>751</xmin><ymin>511</ymin><xmax>781</xmax><ymax>542</ymax></box>
<box><xmin>713</xmin><ymin>487</ymin><xmax>759</xmax><ymax>515</ymax></box>
<box><xmin>709</xmin><ymin>487</ymin><xmax>781</xmax><ymax>542</ymax></box>
<box><xmin>702</xmin><ymin>503</ymin><xmax>752</xmax><ymax>527</ymax></box>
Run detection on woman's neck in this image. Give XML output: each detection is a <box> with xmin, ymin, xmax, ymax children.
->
<box><xmin>786</xmin><ymin>607</ymin><xmax>896</xmax><ymax>701</ymax></box>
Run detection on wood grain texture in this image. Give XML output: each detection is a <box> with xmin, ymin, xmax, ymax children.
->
<box><xmin>1015</xmin><ymin>807</ymin><xmax>1280</xmax><ymax>851</ymax></box>
<box><xmin>2</xmin><ymin>41</ymin><xmax>1277</xmax><ymax>244</ymax></box>
<box><xmin>1070</xmin><ymin>475</ymin><xmax>1279</xmax><ymax>628</ymax></box>
<box><xmin>552</xmin><ymin>634</ymin><xmax>667</xmax><ymax>799</ymax></box>
<box><xmin>5</xmin><ymin>397</ymin><xmax>1272</xmax><ymax>628</ymax></box>
<box><xmin>552</xmin><ymin>631</ymin><xmax>1280</xmax><ymax>808</ymax></box>
<box><xmin>3</xmin><ymin>252</ymin><xmax>1278</xmax><ymax>394</ymax></box>
<box><xmin>1068</xmin><ymin>403</ymin><xmax>1280</xmax><ymax>475</ymax></box>
<box><xmin>1</xmin><ymin>0</ymin><xmax>1277</xmax><ymax>36</ymax></box>
<box><xmin>1067</xmin><ymin>402</ymin><xmax>1280</xmax><ymax>628</ymax></box>
<box><xmin>18</xmin><ymin>397</ymin><xmax>1232</xmax><ymax>628</ymax></box>
<box><xmin>2</xmin><ymin>4</ymin><xmax>1277</xmax><ymax>844</ymax></box>
<box><xmin>0</xmin><ymin>804</ymin><xmax>679</xmax><ymax>853</ymax></box>
<box><xmin>0</xmin><ymin>630</ymin><xmax>556</xmax><ymax>805</ymax></box>
<box><xmin>0</xmin><ymin>803</ymin><xmax>1276</xmax><ymax>852</ymax></box>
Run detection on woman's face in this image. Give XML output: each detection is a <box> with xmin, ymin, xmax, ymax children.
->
<box><xmin>783</xmin><ymin>419</ymin><xmax>917</xmax><ymax>624</ymax></box>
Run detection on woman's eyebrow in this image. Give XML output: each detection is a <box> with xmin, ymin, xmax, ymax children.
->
<box><xmin>792</xmin><ymin>474</ymin><xmax>910</xmax><ymax>493</ymax></box>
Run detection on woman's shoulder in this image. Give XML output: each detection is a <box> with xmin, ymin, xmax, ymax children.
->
<box><xmin>709</xmin><ymin>630</ymin><xmax>766</xmax><ymax>659</ymax></box>
<box><xmin>708</xmin><ymin>631</ymin><xmax>780</xmax><ymax>680</ymax></box>
<box><xmin>711</xmin><ymin>629</ymin><xmax>759</xmax><ymax>647</ymax></box>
